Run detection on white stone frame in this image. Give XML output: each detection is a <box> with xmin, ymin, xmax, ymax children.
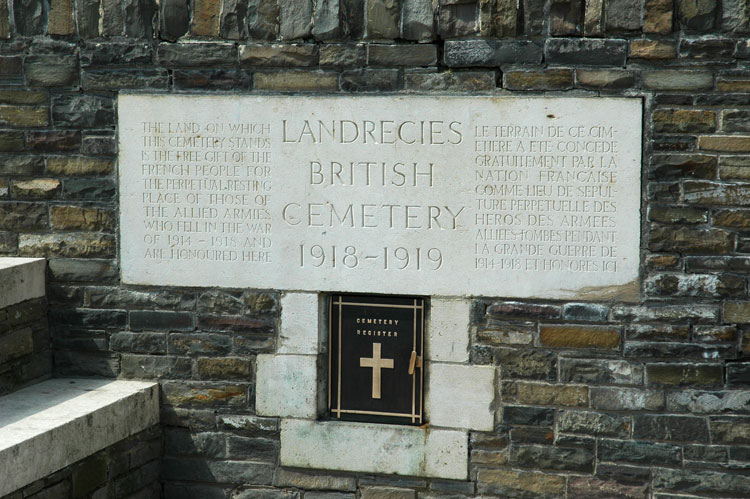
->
<box><xmin>255</xmin><ymin>292</ymin><xmax>496</xmax><ymax>480</ymax></box>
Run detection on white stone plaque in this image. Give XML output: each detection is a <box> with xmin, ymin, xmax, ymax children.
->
<box><xmin>119</xmin><ymin>95</ymin><xmax>641</xmax><ymax>299</ymax></box>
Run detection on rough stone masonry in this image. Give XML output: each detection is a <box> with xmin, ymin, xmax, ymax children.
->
<box><xmin>1</xmin><ymin>0</ymin><xmax>750</xmax><ymax>498</ymax></box>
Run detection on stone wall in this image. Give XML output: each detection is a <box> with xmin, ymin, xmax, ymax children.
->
<box><xmin>0</xmin><ymin>295</ymin><xmax>49</xmax><ymax>395</ymax></box>
<box><xmin>2</xmin><ymin>0</ymin><xmax>750</xmax><ymax>497</ymax></box>
<box><xmin>0</xmin><ymin>426</ymin><xmax>161</xmax><ymax>499</ymax></box>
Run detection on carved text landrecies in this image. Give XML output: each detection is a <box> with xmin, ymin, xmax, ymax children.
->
<box><xmin>119</xmin><ymin>95</ymin><xmax>642</xmax><ymax>298</ymax></box>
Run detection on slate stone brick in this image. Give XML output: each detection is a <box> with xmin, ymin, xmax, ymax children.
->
<box><xmin>226</xmin><ymin>436</ymin><xmax>279</xmax><ymax>463</ymax></box>
<box><xmin>559</xmin><ymin>358</ymin><xmax>642</xmax><ymax>385</ymax></box>
<box><xmin>341</xmin><ymin>69</ymin><xmax>400</xmax><ymax>91</ymax></box>
<box><xmin>111</xmin><ymin>333</ymin><xmax>168</xmax><ymax>354</ymax></box>
<box><xmin>650</xmin><ymin>154</ymin><xmax>717</xmax><ymax>180</ymax></box>
<box><xmin>504</xmin><ymin>69</ymin><xmax>574</xmax><ymax>90</ymax></box>
<box><xmin>174</xmin><ymin>70</ymin><xmax>251</xmax><ymax>91</ymax></box>
<box><xmin>678</xmin><ymin>0</ymin><xmax>717</xmax><ymax>30</ymax></box>
<box><xmin>561</xmin><ymin>303</ymin><xmax>609</xmax><ymax>322</ymax></box>
<box><xmin>197</xmin><ymin>357</ymin><xmax>252</xmax><ymax>380</ymax></box>
<box><xmin>165</xmin><ymin>429</ymin><xmax>226</xmax><ymax>458</ymax></box>
<box><xmin>649</xmin><ymin>227</ymin><xmax>732</xmax><ymax>254</ymax></box>
<box><xmin>558</xmin><ymin>410</ymin><xmax>631</xmax><ymax>437</ymax></box>
<box><xmin>124</xmin><ymin>0</ymin><xmax>155</xmax><ymax>38</ymax></box>
<box><xmin>313</xmin><ymin>0</ymin><xmax>341</xmax><ymax>39</ymax></box>
<box><xmin>684</xmin><ymin>444</ymin><xmax>728</xmax><ymax>462</ymax></box>
<box><xmin>628</xmin><ymin>341</ymin><xmax>735</xmax><ymax>360</ymax></box>
<box><xmin>160</xmin><ymin>0</ymin><xmax>190</xmax><ymax>41</ymax></box>
<box><xmin>568</xmin><ymin>478</ymin><xmax>648</xmax><ymax>499</ymax></box>
<box><xmin>644</xmin><ymin>273</ymin><xmax>745</xmax><ymax>298</ymax></box>
<box><xmin>47</xmin><ymin>155</ymin><xmax>114</xmax><ymax>176</ymax></box>
<box><xmin>405</xmin><ymin>70</ymin><xmax>496</xmax><ymax>91</ymax></box>
<box><xmin>476</xmin><ymin>469</ymin><xmax>565</xmax><ymax>498</ymax></box>
<box><xmin>630</xmin><ymin>40</ymin><xmax>674</xmax><ymax>59</ymax></box>
<box><xmin>494</xmin><ymin>347</ymin><xmax>557</xmax><ymax>380</ymax></box>
<box><xmin>710</xmin><ymin>417</ymin><xmax>750</xmax><ymax>444</ymax></box>
<box><xmin>368</xmin><ymin>44</ymin><xmax>437</xmax><ymax>67</ymax></box>
<box><xmin>502</xmin><ymin>406</ymin><xmax>555</xmax><ymax>425</ymax></box>
<box><xmin>550</xmin><ymin>0</ymin><xmax>583</xmax><ymax>35</ymax></box>
<box><xmin>722</xmin><ymin>0</ymin><xmax>750</xmax><ymax>32</ymax></box>
<box><xmin>62</xmin><ymin>179</ymin><xmax>116</xmax><ymax>202</ymax></box>
<box><xmin>510</xmin><ymin>444</ymin><xmax>594</xmax><ymax>472</ymax></box>
<box><xmin>248</xmin><ymin>0</ymin><xmax>279</xmax><ymax>40</ymax></box>
<box><xmin>161</xmin><ymin>383</ymin><xmax>249</xmax><ymax>408</ymax></box>
<box><xmin>653</xmin><ymin>109</ymin><xmax>716</xmax><ymax>133</ymax></box>
<box><xmin>25</xmin><ymin>55</ymin><xmax>79</xmax><ymax>87</ymax></box>
<box><xmin>52</xmin><ymin>95</ymin><xmax>115</xmax><ymax>128</ymax></box>
<box><xmin>279</xmin><ymin>0</ymin><xmax>312</xmax><ymax>40</ymax></box>
<box><xmin>366</xmin><ymin>0</ymin><xmax>400</xmax><ymax>39</ymax></box>
<box><xmin>121</xmin><ymin>354</ymin><xmax>192</xmax><ymax>379</ymax></box>
<box><xmin>503</xmin><ymin>381</ymin><xmax>588</xmax><ymax>407</ymax></box>
<box><xmin>100</xmin><ymin>0</ymin><xmax>124</xmax><ymax>36</ymax></box>
<box><xmin>605</xmin><ymin>0</ymin><xmax>642</xmax><ymax>31</ymax></box>
<box><xmin>49</xmin><ymin>308</ymin><xmax>127</xmax><ymax>328</ymax></box>
<box><xmin>643</xmin><ymin>70</ymin><xmax>714</xmax><ymax>90</ymax></box>
<box><xmin>0</xmin><ymin>132</ymin><xmax>25</xmax><ymax>153</ymax></box>
<box><xmin>667</xmin><ymin>390</ymin><xmax>750</xmax><ymax>414</ymax></box>
<box><xmin>633</xmin><ymin>414</ymin><xmax>710</xmax><ymax>442</ymax></box>
<box><xmin>168</xmin><ymin>333</ymin><xmax>232</xmax><ymax>356</ymax></box>
<box><xmin>83</xmin><ymin>69</ymin><xmax>170</xmax><ymax>91</ymax></box>
<box><xmin>727</xmin><ymin>363</ymin><xmax>750</xmax><ymax>385</ymax></box>
<box><xmin>547</xmin><ymin>38</ymin><xmax>628</xmax><ymax>66</ymax></box>
<box><xmin>75</xmin><ymin>0</ymin><xmax>99</xmax><ymax>38</ymax></box>
<box><xmin>648</xmin><ymin>205</ymin><xmax>708</xmax><ymax>224</ymax></box>
<box><xmin>48</xmin><ymin>0</ymin><xmax>75</xmax><ymax>36</ymax></box>
<box><xmin>219</xmin><ymin>0</ymin><xmax>248</xmax><ymax>39</ymax></box>
<box><xmin>522</xmin><ymin>0</ymin><xmax>546</xmax><ymax>34</ymax></box>
<box><xmin>341</xmin><ymin>0</ymin><xmax>364</xmax><ymax>37</ymax></box>
<box><xmin>0</xmin><ymin>154</ymin><xmax>46</xmax><ymax>176</ymax></box>
<box><xmin>131</xmin><ymin>311</ymin><xmax>193</xmax><ymax>331</ymax></box>
<box><xmin>444</xmin><ymin>40</ymin><xmax>543</xmax><ymax>67</ymax></box>
<box><xmin>540</xmin><ymin>325</ymin><xmax>620</xmax><ymax>349</ymax></box>
<box><xmin>680</xmin><ymin>37</ymin><xmax>736</xmax><ymax>58</ymax></box>
<box><xmin>590</xmin><ymin>387</ymin><xmax>664</xmax><ymax>411</ymax></box>
<box><xmin>0</xmin><ymin>202</ymin><xmax>48</xmax><ymax>230</ymax></box>
<box><xmin>0</xmin><ymin>0</ymin><xmax>9</xmax><ymax>39</ymax></box>
<box><xmin>253</xmin><ymin>70</ymin><xmax>335</xmax><ymax>91</ymax></box>
<box><xmin>240</xmin><ymin>44</ymin><xmax>319</xmax><ymax>66</ymax></box>
<box><xmin>653</xmin><ymin>468</ymin><xmax>750</xmax><ymax>495</ymax></box>
<box><xmin>81</xmin><ymin>134</ymin><xmax>116</xmax><ymax>155</ymax></box>
<box><xmin>320</xmin><ymin>44</ymin><xmax>366</xmax><ymax>67</ymax></box>
<box><xmin>47</xmin><ymin>258</ymin><xmax>118</xmax><ymax>282</ymax></box>
<box><xmin>14</xmin><ymin>0</ymin><xmax>47</xmax><ymax>36</ymax></box>
<box><xmin>599</xmin><ymin>439</ymin><xmax>682</xmax><ymax>465</ymax></box>
<box><xmin>158</xmin><ymin>43</ymin><xmax>237</xmax><ymax>67</ymax></box>
<box><xmin>486</xmin><ymin>301</ymin><xmax>560</xmax><ymax>319</ymax></box>
<box><xmin>476</xmin><ymin>322</ymin><xmax>534</xmax><ymax>346</ymax></box>
<box><xmin>693</xmin><ymin>324</ymin><xmax>739</xmax><ymax>342</ymax></box>
<box><xmin>403</xmin><ymin>0</ymin><xmax>435</xmax><ymax>40</ymax></box>
<box><xmin>643</xmin><ymin>0</ymin><xmax>673</xmax><ymax>32</ymax></box>
<box><xmin>438</xmin><ymin>0</ymin><xmax>479</xmax><ymax>38</ymax></box>
<box><xmin>273</xmin><ymin>468</ymin><xmax>356</xmax><ymax>490</ymax></box>
<box><xmin>191</xmin><ymin>0</ymin><xmax>221</xmax><ymax>36</ymax></box>
<box><xmin>625</xmin><ymin>324</ymin><xmax>690</xmax><ymax>341</ymax></box>
<box><xmin>712</xmin><ymin>209</ymin><xmax>750</xmax><ymax>228</ymax></box>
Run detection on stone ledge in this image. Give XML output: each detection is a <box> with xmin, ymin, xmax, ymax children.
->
<box><xmin>280</xmin><ymin>419</ymin><xmax>468</xmax><ymax>480</ymax></box>
<box><xmin>0</xmin><ymin>378</ymin><xmax>160</xmax><ymax>497</ymax></box>
<box><xmin>0</xmin><ymin>257</ymin><xmax>45</xmax><ymax>309</ymax></box>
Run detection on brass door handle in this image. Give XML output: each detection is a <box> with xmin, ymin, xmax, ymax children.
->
<box><xmin>408</xmin><ymin>351</ymin><xmax>422</xmax><ymax>375</ymax></box>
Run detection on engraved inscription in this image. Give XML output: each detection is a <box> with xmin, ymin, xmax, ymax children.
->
<box><xmin>119</xmin><ymin>95</ymin><xmax>641</xmax><ymax>298</ymax></box>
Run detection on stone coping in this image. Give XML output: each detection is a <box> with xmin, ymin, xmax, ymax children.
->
<box><xmin>0</xmin><ymin>378</ymin><xmax>159</xmax><ymax>497</ymax></box>
<box><xmin>0</xmin><ymin>257</ymin><xmax>45</xmax><ymax>309</ymax></box>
